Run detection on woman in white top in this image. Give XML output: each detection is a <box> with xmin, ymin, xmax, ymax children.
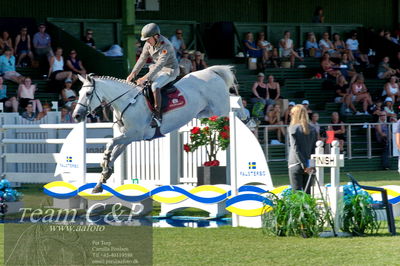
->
<box><xmin>382</xmin><ymin>76</ymin><xmax>400</xmax><ymax>102</ymax></box>
<box><xmin>257</xmin><ymin>32</ymin><xmax>273</xmax><ymax>63</ymax></box>
<box><xmin>351</xmin><ymin>75</ymin><xmax>373</xmax><ymax>115</ymax></box>
<box><xmin>279</xmin><ymin>31</ymin><xmax>303</xmax><ymax>67</ymax></box>
<box><xmin>383</xmin><ymin>97</ymin><xmax>397</xmax><ymax>122</ymax></box>
<box><xmin>319</xmin><ymin>32</ymin><xmax>340</xmax><ymax>57</ymax></box>
<box><xmin>48</xmin><ymin>47</ymin><xmax>74</xmax><ymax>82</ymax></box>
<box><xmin>61</xmin><ymin>80</ymin><xmax>77</xmax><ymax>107</ymax></box>
<box><xmin>17</xmin><ymin>77</ymin><xmax>42</xmax><ymax>113</ymax></box>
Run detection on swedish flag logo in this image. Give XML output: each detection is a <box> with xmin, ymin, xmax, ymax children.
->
<box><xmin>248</xmin><ymin>162</ymin><xmax>256</xmax><ymax>169</ymax></box>
<box><xmin>66</xmin><ymin>156</ymin><xmax>72</xmax><ymax>163</ymax></box>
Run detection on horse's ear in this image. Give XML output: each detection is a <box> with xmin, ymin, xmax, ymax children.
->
<box><xmin>87</xmin><ymin>73</ymin><xmax>96</xmax><ymax>83</ymax></box>
<box><xmin>77</xmin><ymin>74</ymin><xmax>86</xmax><ymax>83</ymax></box>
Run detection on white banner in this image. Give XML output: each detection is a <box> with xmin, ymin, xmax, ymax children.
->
<box><xmin>54</xmin><ymin>122</ymin><xmax>86</xmax><ymax>184</ymax></box>
<box><xmin>233</xmin><ymin>116</ymin><xmax>273</xmax><ymax>188</ymax></box>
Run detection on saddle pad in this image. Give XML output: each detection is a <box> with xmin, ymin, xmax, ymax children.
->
<box><xmin>145</xmin><ymin>88</ymin><xmax>186</xmax><ymax>114</ymax></box>
<box><xmin>162</xmin><ymin>89</ymin><xmax>186</xmax><ymax>113</ymax></box>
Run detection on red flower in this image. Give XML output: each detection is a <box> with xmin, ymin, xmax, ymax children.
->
<box><xmin>203</xmin><ymin>126</ymin><xmax>210</xmax><ymax>131</ymax></box>
<box><xmin>209</xmin><ymin>116</ymin><xmax>218</xmax><ymax>121</ymax></box>
<box><xmin>212</xmin><ymin>160</ymin><xmax>220</xmax><ymax>166</ymax></box>
<box><xmin>220</xmin><ymin>131</ymin><xmax>229</xmax><ymax>139</ymax></box>
<box><xmin>183</xmin><ymin>144</ymin><xmax>191</xmax><ymax>152</ymax></box>
<box><xmin>223</xmin><ymin>125</ymin><xmax>230</xmax><ymax>131</ymax></box>
<box><xmin>204</xmin><ymin>161</ymin><xmax>212</xmax><ymax>166</ymax></box>
<box><xmin>191</xmin><ymin>127</ymin><xmax>201</xmax><ymax>134</ymax></box>
<box><xmin>203</xmin><ymin>160</ymin><xmax>220</xmax><ymax>166</ymax></box>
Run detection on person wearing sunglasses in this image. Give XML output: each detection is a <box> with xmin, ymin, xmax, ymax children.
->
<box><xmin>170</xmin><ymin>29</ymin><xmax>186</xmax><ymax>60</ymax></box>
<box><xmin>345</xmin><ymin>31</ymin><xmax>370</xmax><ymax>66</ymax></box>
<box><xmin>82</xmin><ymin>29</ymin><xmax>96</xmax><ymax>49</ymax></box>
<box><xmin>33</xmin><ymin>23</ymin><xmax>54</xmax><ymax>63</ymax></box>
<box><xmin>192</xmin><ymin>51</ymin><xmax>208</xmax><ymax>71</ymax></box>
<box><xmin>66</xmin><ymin>49</ymin><xmax>86</xmax><ymax>75</ymax></box>
<box><xmin>14</xmin><ymin>26</ymin><xmax>34</xmax><ymax>67</ymax></box>
<box><xmin>178</xmin><ymin>50</ymin><xmax>192</xmax><ymax>76</ymax></box>
<box><xmin>0</xmin><ymin>47</ymin><xmax>24</xmax><ymax>84</ymax></box>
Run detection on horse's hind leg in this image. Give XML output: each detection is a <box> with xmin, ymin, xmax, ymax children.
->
<box><xmin>197</xmin><ymin>108</ymin><xmax>213</xmax><ymax>119</ymax></box>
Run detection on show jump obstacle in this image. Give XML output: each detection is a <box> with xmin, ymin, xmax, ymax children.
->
<box><xmin>43</xmin><ymin>96</ymin><xmax>278</xmax><ymax>228</ymax></box>
<box><xmin>3</xmin><ymin>100</ymin><xmax>400</xmax><ymax>230</ymax></box>
<box><xmin>42</xmin><ymin>97</ymin><xmax>373</xmax><ymax>230</ymax></box>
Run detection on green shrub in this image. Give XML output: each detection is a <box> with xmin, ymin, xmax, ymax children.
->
<box><xmin>262</xmin><ymin>190</ymin><xmax>326</xmax><ymax>238</ymax></box>
<box><xmin>341</xmin><ymin>194</ymin><xmax>380</xmax><ymax>236</ymax></box>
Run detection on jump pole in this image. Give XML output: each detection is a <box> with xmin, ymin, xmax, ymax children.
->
<box><xmin>229</xmin><ymin>110</ymin><xmax>239</xmax><ymax>227</ymax></box>
<box><xmin>229</xmin><ymin>96</ymin><xmax>242</xmax><ymax>227</ymax></box>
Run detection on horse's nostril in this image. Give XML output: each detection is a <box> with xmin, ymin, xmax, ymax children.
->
<box><xmin>74</xmin><ymin>114</ymin><xmax>80</xmax><ymax>121</ymax></box>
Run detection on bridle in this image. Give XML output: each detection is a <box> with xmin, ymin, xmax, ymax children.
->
<box><xmin>77</xmin><ymin>80</ymin><xmax>102</xmax><ymax>114</ymax></box>
<box><xmin>77</xmin><ymin>78</ymin><xmax>143</xmax><ymax>124</ymax></box>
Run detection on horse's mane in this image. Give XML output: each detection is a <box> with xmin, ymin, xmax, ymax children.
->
<box><xmin>95</xmin><ymin>76</ymin><xmax>137</xmax><ymax>89</ymax></box>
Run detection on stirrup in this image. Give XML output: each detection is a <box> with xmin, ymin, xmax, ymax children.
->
<box><xmin>150</xmin><ymin>114</ymin><xmax>162</xmax><ymax>128</ymax></box>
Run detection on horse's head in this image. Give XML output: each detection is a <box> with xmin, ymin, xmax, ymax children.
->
<box><xmin>73</xmin><ymin>74</ymin><xmax>102</xmax><ymax>122</ymax></box>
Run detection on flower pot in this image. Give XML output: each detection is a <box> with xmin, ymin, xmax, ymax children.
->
<box><xmin>197</xmin><ymin>166</ymin><xmax>227</xmax><ymax>185</ymax></box>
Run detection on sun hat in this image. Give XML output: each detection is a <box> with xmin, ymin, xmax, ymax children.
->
<box><xmin>385</xmin><ymin>97</ymin><xmax>393</xmax><ymax>103</ymax></box>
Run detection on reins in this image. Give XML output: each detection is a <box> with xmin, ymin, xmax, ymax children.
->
<box><xmin>81</xmin><ymin>78</ymin><xmax>144</xmax><ymax>127</ymax></box>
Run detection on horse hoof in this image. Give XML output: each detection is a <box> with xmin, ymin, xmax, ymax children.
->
<box><xmin>92</xmin><ymin>184</ymin><xmax>103</xmax><ymax>194</ymax></box>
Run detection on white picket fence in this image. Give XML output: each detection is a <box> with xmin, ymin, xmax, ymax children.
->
<box><xmin>0</xmin><ymin>113</ymin><xmax>226</xmax><ymax>186</ymax></box>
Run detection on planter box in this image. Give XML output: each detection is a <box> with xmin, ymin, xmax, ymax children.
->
<box><xmin>197</xmin><ymin>166</ymin><xmax>227</xmax><ymax>185</ymax></box>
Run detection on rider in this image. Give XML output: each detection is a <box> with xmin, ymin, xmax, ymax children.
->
<box><xmin>126</xmin><ymin>23</ymin><xmax>179</xmax><ymax>127</ymax></box>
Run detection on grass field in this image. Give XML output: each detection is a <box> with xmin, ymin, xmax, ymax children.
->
<box><xmin>152</xmin><ymin>227</ymin><xmax>400</xmax><ymax>266</ymax></box>
<box><xmin>0</xmin><ymin>225</ymin><xmax>399</xmax><ymax>265</ymax></box>
<box><xmin>0</xmin><ymin>170</ymin><xmax>399</xmax><ymax>265</ymax></box>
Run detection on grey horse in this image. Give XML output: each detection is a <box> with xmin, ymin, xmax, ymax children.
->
<box><xmin>73</xmin><ymin>65</ymin><xmax>244</xmax><ymax>193</ymax></box>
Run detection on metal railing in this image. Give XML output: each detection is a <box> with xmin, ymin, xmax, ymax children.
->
<box><xmin>257</xmin><ymin>122</ymin><xmax>394</xmax><ymax>162</ymax></box>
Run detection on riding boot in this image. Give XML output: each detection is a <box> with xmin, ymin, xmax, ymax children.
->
<box><xmin>151</xmin><ymin>88</ymin><xmax>162</xmax><ymax>128</ymax></box>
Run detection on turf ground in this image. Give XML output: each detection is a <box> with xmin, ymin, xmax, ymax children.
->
<box><xmin>0</xmin><ymin>170</ymin><xmax>399</xmax><ymax>265</ymax></box>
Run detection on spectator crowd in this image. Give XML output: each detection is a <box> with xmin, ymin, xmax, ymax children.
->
<box><xmin>0</xmin><ymin>23</ymin><xmax>212</xmax><ymax>124</ymax></box>
<box><xmin>0</xmin><ymin>17</ymin><xmax>399</xmax><ymax>169</ymax></box>
<box><xmin>241</xmin><ymin>13</ymin><xmax>400</xmax><ymax>169</ymax></box>
<box><xmin>0</xmin><ymin>23</ymin><xmax>103</xmax><ymax>123</ymax></box>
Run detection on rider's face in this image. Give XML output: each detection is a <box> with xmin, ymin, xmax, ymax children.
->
<box><xmin>147</xmin><ymin>36</ymin><xmax>157</xmax><ymax>46</ymax></box>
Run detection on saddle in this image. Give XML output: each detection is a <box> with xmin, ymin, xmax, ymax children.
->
<box><xmin>143</xmin><ymin>81</ymin><xmax>185</xmax><ymax>113</ymax></box>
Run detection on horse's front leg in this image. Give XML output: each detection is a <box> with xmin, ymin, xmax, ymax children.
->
<box><xmin>100</xmin><ymin>140</ymin><xmax>115</xmax><ymax>182</ymax></box>
<box><xmin>100</xmin><ymin>143</ymin><xmax>128</xmax><ymax>183</ymax></box>
<box><xmin>92</xmin><ymin>135</ymin><xmax>130</xmax><ymax>193</ymax></box>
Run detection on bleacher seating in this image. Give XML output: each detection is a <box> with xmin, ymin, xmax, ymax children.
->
<box><xmin>213</xmin><ymin>50</ymin><xmax>396</xmax><ymax>174</ymax></box>
<box><xmin>233</xmin><ymin>22</ymin><xmax>362</xmax><ymax>56</ymax></box>
<box><xmin>4</xmin><ymin>67</ymin><xmax>59</xmax><ymax>108</ymax></box>
<box><xmin>2</xmin><ymin>17</ymin><xmax>394</xmax><ymax>175</ymax></box>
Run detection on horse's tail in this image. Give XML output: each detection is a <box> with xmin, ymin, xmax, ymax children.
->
<box><xmin>207</xmin><ymin>65</ymin><xmax>238</xmax><ymax>95</ymax></box>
